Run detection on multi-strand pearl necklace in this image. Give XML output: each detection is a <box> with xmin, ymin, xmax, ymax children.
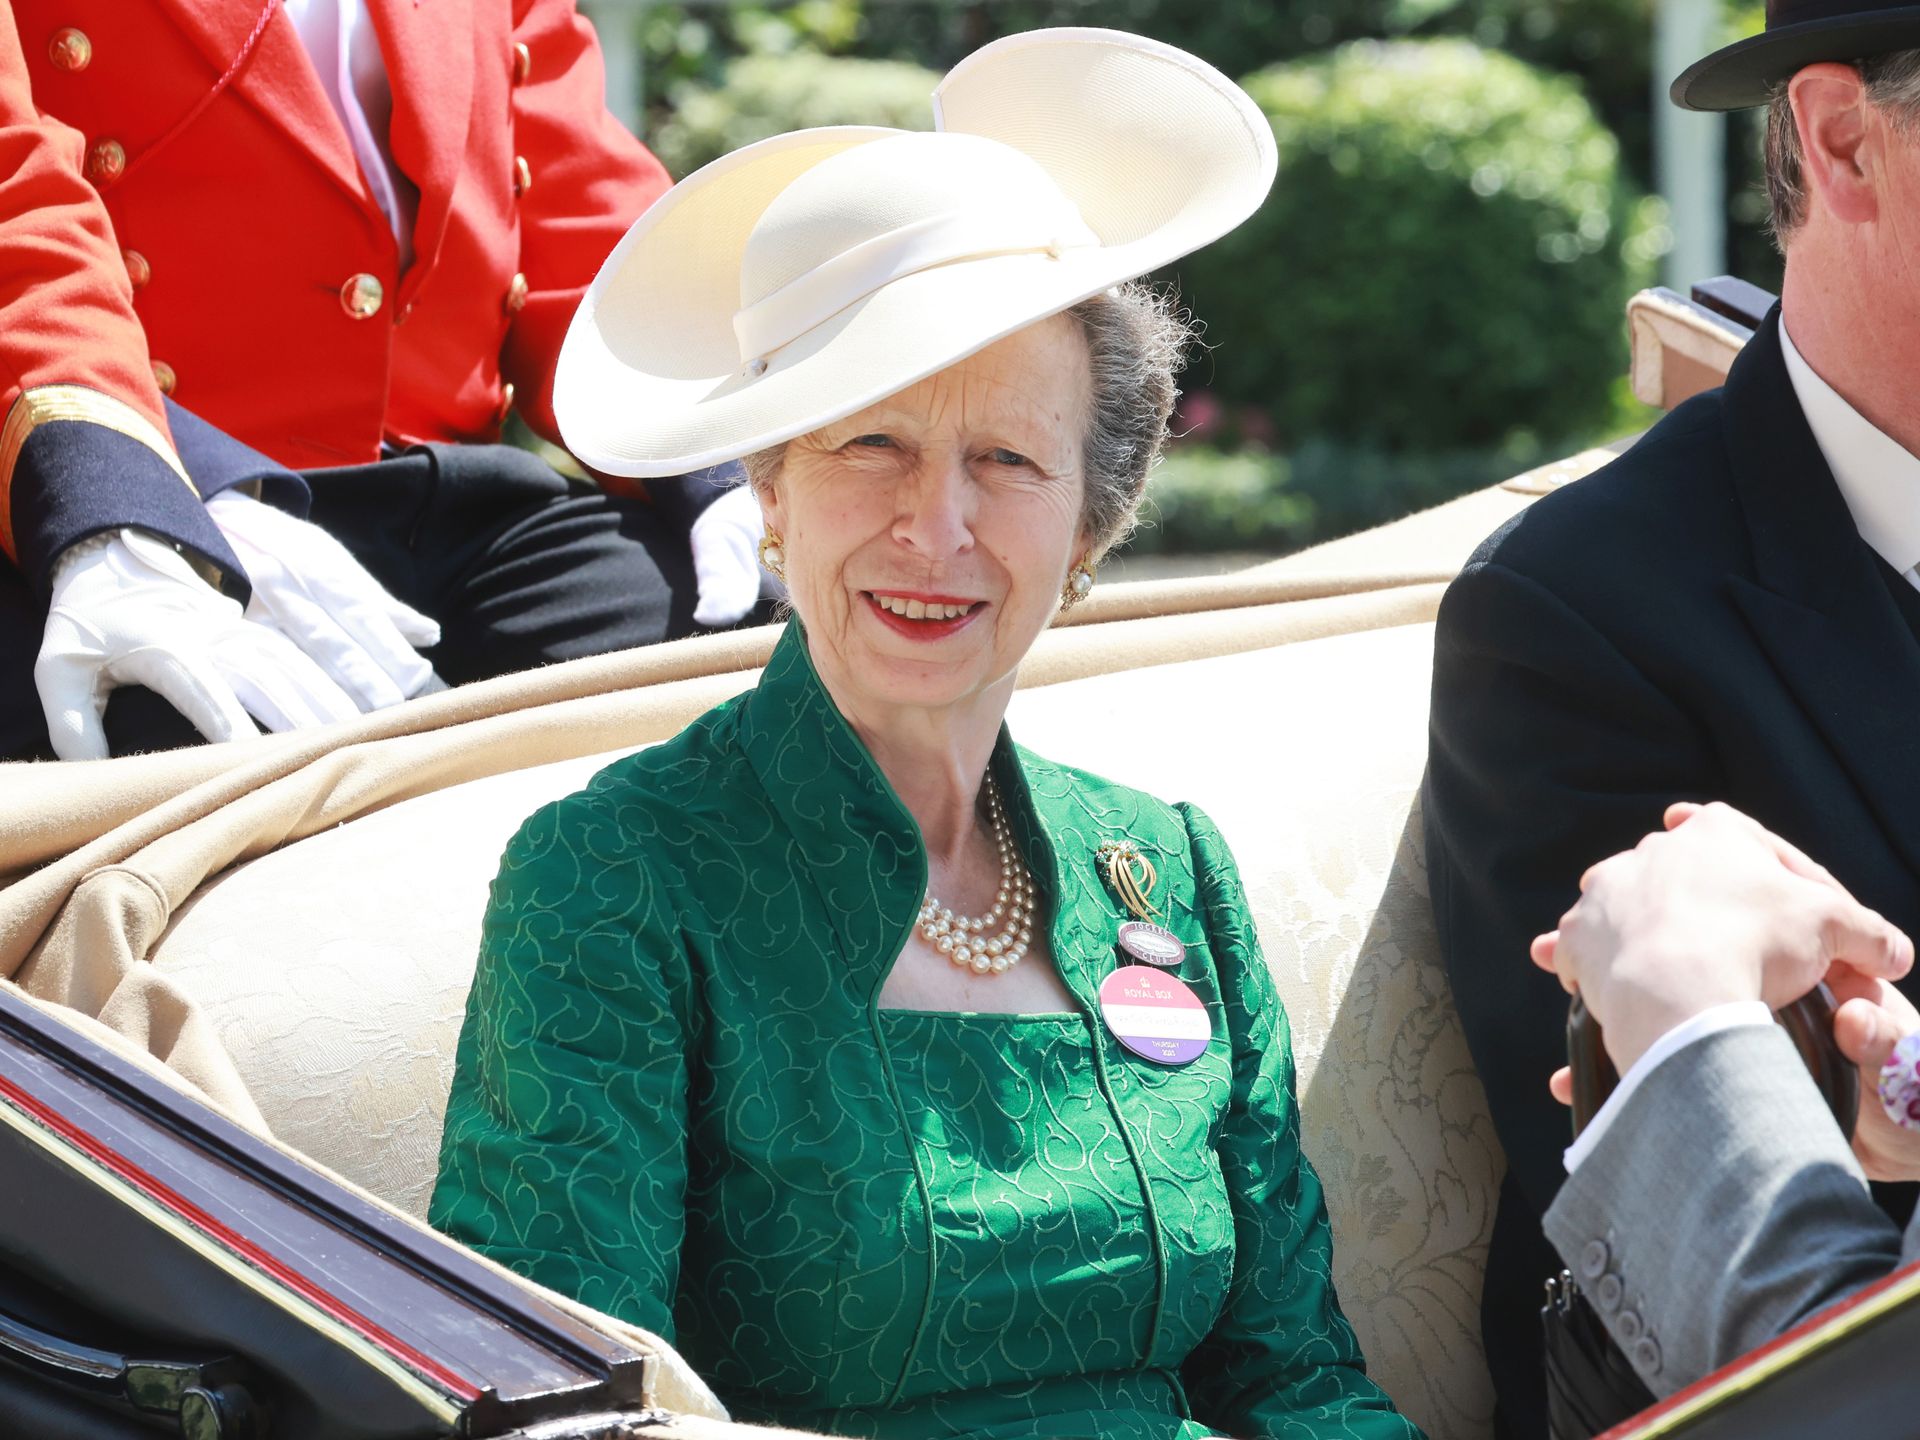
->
<box><xmin>916</xmin><ymin>776</ymin><xmax>1037</xmax><ymax>975</ymax></box>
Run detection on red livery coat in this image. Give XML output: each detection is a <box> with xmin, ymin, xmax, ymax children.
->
<box><xmin>2</xmin><ymin>0</ymin><xmax>670</xmax><ymax>585</ymax></box>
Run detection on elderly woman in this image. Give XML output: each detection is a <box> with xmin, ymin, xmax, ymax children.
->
<box><xmin>430</xmin><ymin>28</ymin><xmax>1418</xmax><ymax>1440</ymax></box>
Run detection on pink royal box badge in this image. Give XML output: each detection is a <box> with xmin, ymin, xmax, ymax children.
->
<box><xmin>1098</xmin><ymin>965</ymin><xmax>1211</xmax><ymax>1066</ymax></box>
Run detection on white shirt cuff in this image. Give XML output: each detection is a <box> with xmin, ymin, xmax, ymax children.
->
<box><xmin>1562</xmin><ymin>1001</ymin><xmax>1774</xmax><ymax>1174</ymax></box>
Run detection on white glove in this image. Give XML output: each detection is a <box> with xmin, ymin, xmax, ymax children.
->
<box><xmin>689</xmin><ymin>481</ymin><xmax>769</xmax><ymax>627</ymax></box>
<box><xmin>206</xmin><ymin>489</ymin><xmax>442</xmax><ymax>711</ymax></box>
<box><xmin>35</xmin><ymin>529</ymin><xmax>362</xmax><ymax>761</ymax></box>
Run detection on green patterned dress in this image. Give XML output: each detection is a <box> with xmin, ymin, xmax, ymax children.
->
<box><xmin>430</xmin><ymin>624</ymin><xmax>1419</xmax><ymax>1440</ymax></box>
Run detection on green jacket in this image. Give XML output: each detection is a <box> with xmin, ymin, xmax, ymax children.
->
<box><xmin>431</xmin><ymin>624</ymin><xmax>1417</xmax><ymax>1440</ymax></box>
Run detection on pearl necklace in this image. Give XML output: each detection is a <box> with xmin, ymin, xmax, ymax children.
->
<box><xmin>916</xmin><ymin>777</ymin><xmax>1038</xmax><ymax>975</ymax></box>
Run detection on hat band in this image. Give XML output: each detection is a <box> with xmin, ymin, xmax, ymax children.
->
<box><xmin>733</xmin><ymin>208</ymin><xmax>1101</xmax><ymax>366</ymax></box>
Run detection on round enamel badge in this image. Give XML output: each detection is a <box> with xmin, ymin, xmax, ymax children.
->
<box><xmin>1098</xmin><ymin>965</ymin><xmax>1211</xmax><ymax>1067</ymax></box>
<box><xmin>1116</xmin><ymin>920</ymin><xmax>1186</xmax><ymax>967</ymax></box>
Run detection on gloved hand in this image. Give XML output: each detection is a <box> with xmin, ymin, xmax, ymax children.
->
<box><xmin>206</xmin><ymin>489</ymin><xmax>443</xmax><ymax>710</ymax></box>
<box><xmin>689</xmin><ymin>480</ymin><xmax>770</xmax><ymax>627</ymax></box>
<box><xmin>35</xmin><ymin>529</ymin><xmax>362</xmax><ymax>761</ymax></box>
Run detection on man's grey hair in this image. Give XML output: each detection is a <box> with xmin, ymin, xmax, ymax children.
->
<box><xmin>741</xmin><ymin>282</ymin><xmax>1193</xmax><ymax>561</ymax></box>
<box><xmin>1765</xmin><ymin>49</ymin><xmax>1920</xmax><ymax>248</ymax></box>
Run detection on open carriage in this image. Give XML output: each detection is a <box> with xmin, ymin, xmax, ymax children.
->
<box><xmin>0</xmin><ymin>282</ymin><xmax>1909</xmax><ymax>1440</ymax></box>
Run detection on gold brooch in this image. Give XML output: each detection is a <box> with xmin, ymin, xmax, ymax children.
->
<box><xmin>1096</xmin><ymin>840</ymin><xmax>1187</xmax><ymax>968</ymax></box>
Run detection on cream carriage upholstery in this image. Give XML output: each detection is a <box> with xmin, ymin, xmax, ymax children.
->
<box><xmin>0</xmin><ymin>429</ymin><xmax>1679</xmax><ymax>1440</ymax></box>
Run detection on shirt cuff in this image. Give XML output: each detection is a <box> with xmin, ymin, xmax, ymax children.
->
<box><xmin>1562</xmin><ymin>1000</ymin><xmax>1774</xmax><ymax>1175</ymax></box>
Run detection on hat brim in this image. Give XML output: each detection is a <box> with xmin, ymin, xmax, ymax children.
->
<box><xmin>557</xmin><ymin>29</ymin><xmax>1277</xmax><ymax>477</ymax></box>
<box><xmin>562</xmin><ymin>243</ymin><xmax>1173</xmax><ymax>476</ymax></box>
<box><xmin>1671</xmin><ymin>10</ymin><xmax>1920</xmax><ymax>111</ymax></box>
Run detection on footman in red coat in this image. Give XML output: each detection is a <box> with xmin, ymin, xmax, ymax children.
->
<box><xmin>0</xmin><ymin>0</ymin><xmax>768</xmax><ymax>760</ymax></box>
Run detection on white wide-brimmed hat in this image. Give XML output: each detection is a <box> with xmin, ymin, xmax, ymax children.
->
<box><xmin>555</xmin><ymin>28</ymin><xmax>1277</xmax><ymax>477</ymax></box>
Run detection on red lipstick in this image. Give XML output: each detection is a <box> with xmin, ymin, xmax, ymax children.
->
<box><xmin>862</xmin><ymin>591</ymin><xmax>986</xmax><ymax>642</ymax></box>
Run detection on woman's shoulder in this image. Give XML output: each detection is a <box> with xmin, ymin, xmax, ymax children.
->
<box><xmin>501</xmin><ymin>699</ymin><xmax>764</xmax><ymax>867</ymax></box>
<box><xmin>1015</xmin><ymin>746</ymin><xmax>1259</xmax><ymax>986</ymax></box>
<box><xmin>1013</xmin><ymin>744</ymin><xmax>1226</xmax><ymax>864</ymax></box>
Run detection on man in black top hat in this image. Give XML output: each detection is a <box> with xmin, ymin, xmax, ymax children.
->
<box><xmin>1426</xmin><ymin>5</ymin><xmax>1920</xmax><ymax>1433</ymax></box>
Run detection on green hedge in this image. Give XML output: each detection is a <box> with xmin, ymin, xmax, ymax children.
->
<box><xmin>851</xmin><ymin>0</ymin><xmax>1663</xmax><ymax>189</ymax></box>
<box><xmin>1177</xmin><ymin>39</ymin><xmax>1664</xmax><ymax>457</ymax></box>
<box><xmin>1127</xmin><ymin>446</ymin><xmax>1317</xmax><ymax>556</ymax></box>
<box><xmin>650</xmin><ymin>51</ymin><xmax>938</xmax><ymax>179</ymax></box>
<box><xmin>1127</xmin><ymin>439</ymin><xmax>1536</xmax><ymax>556</ymax></box>
<box><xmin>853</xmin><ymin>0</ymin><xmax>1647</xmax><ymax>99</ymax></box>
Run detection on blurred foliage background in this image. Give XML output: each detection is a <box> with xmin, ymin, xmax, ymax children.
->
<box><xmin>579</xmin><ymin>0</ymin><xmax>1772</xmax><ymax>557</ymax></box>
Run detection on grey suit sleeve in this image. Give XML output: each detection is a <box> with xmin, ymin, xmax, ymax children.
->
<box><xmin>1543</xmin><ymin>1025</ymin><xmax>1907</xmax><ymax>1395</ymax></box>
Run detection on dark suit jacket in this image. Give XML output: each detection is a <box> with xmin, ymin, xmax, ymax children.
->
<box><xmin>1424</xmin><ymin>306</ymin><xmax>1920</xmax><ymax>1435</ymax></box>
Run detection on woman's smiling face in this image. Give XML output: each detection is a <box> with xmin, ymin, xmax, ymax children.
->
<box><xmin>760</xmin><ymin>314</ymin><xmax>1092</xmax><ymax>721</ymax></box>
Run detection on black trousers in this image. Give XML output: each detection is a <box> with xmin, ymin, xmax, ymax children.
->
<box><xmin>2</xmin><ymin>443</ymin><xmax>766</xmax><ymax>760</ymax></box>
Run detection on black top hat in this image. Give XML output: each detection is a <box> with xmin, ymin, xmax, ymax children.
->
<box><xmin>1672</xmin><ymin>0</ymin><xmax>1920</xmax><ymax>111</ymax></box>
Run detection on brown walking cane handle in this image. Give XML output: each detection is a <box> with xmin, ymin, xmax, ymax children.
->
<box><xmin>1568</xmin><ymin>984</ymin><xmax>1857</xmax><ymax>1140</ymax></box>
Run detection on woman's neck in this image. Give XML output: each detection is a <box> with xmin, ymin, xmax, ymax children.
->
<box><xmin>830</xmin><ymin>684</ymin><xmax>1012</xmax><ymax>870</ymax></box>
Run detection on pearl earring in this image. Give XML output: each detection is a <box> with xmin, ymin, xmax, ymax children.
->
<box><xmin>1060</xmin><ymin>559</ymin><xmax>1096</xmax><ymax>609</ymax></box>
<box><xmin>758</xmin><ymin>533</ymin><xmax>787</xmax><ymax>580</ymax></box>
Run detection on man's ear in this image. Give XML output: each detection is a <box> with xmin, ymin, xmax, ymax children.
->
<box><xmin>1792</xmin><ymin>62</ymin><xmax>1880</xmax><ymax>226</ymax></box>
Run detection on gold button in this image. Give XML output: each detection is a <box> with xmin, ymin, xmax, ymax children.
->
<box><xmin>49</xmin><ymin>27</ymin><xmax>92</xmax><ymax>72</ymax></box>
<box><xmin>122</xmin><ymin>248</ymin><xmax>150</xmax><ymax>291</ymax></box>
<box><xmin>512</xmin><ymin>155</ymin><xmax>532</xmax><ymax>197</ymax></box>
<box><xmin>494</xmin><ymin>382</ymin><xmax>516</xmax><ymax>425</ymax></box>
<box><xmin>150</xmin><ymin>360</ymin><xmax>176</xmax><ymax>396</ymax></box>
<box><xmin>512</xmin><ymin>42</ymin><xmax>532</xmax><ymax>85</ymax></box>
<box><xmin>504</xmin><ymin>271</ymin><xmax>529</xmax><ymax>314</ymax></box>
<box><xmin>339</xmin><ymin>272</ymin><xmax>384</xmax><ymax>319</ymax></box>
<box><xmin>85</xmin><ymin>138</ymin><xmax>126</xmax><ymax>185</ymax></box>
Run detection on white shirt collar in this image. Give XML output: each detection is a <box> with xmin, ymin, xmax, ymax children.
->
<box><xmin>1779</xmin><ymin>319</ymin><xmax>1920</xmax><ymax>577</ymax></box>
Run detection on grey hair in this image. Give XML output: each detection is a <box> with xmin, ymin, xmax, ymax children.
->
<box><xmin>1765</xmin><ymin>48</ymin><xmax>1920</xmax><ymax>249</ymax></box>
<box><xmin>740</xmin><ymin>281</ymin><xmax>1194</xmax><ymax>560</ymax></box>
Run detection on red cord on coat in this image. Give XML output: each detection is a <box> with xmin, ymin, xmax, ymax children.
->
<box><xmin>122</xmin><ymin>0</ymin><xmax>282</xmax><ymax>185</ymax></box>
